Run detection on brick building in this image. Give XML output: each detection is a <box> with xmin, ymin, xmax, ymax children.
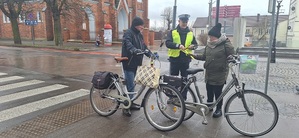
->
<box><xmin>0</xmin><ymin>0</ymin><xmax>149</xmax><ymax>43</ymax></box>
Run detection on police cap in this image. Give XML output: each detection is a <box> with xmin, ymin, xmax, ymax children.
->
<box><xmin>178</xmin><ymin>14</ymin><xmax>190</xmax><ymax>21</ymax></box>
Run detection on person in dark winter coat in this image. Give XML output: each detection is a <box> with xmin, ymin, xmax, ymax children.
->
<box><xmin>191</xmin><ymin>23</ymin><xmax>235</xmax><ymax>118</ymax></box>
<box><xmin>121</xmin><ymin>16</ymin><xmax>153</xmax><ymax>116</ymax></box>
<box><xmin>165</xmin><ymin>14</ymin><xmax>198</xmax><ymax>100</ymax></box>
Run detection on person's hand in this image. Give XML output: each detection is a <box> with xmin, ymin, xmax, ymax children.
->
<box><xmin>150</xmin><ymin>54</ymin><xmax>156</xmax><ymax>60</ymax></box>
<box><xmin>179</xmin><ymin>45</ymin><xmax>186</xmax><ymax>50</ymax></box>
<box><xmin>134</xmin><ymin>49</ymin><xmax>142</xmax><ymax>55</ymax></box>
<box><xmin>188</xmin><ymin>44</ymin><xmax>198</xmax><ymax>50</ymax></box>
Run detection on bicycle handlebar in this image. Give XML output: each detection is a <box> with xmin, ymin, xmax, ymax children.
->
<box><xmin>227</xmin><ymin>55</ymin><xmax>240</xmax><ymax>65</ymax></box>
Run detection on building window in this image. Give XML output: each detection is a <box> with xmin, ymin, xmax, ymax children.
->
<box><xmin>258</xmin><ymin>29</ymin><xmax>263</xmax><ymax>35</ymax></box>
<box><xmin>245</xmin><ymin>29</ymin><xmax>250</xmax><ymax>34</ymax></box>
<box><xmin>37</xmin><ymin>11</ymin><xmax>42</xmax><ymax>22</ymax></box>
<box><xmin>18</xmin><ymin>14</ymin><xmax>24</xmax><ymax>23</ymax></box>
<box><xmin>2</xmin><ymin>14</ymin><xmax>10</xmax><ymax>23</ymax></box>
<box><xmin>200</xmin><ymin>30</ymin><xmax>205</xmax><ymax>34</ymax></box>
<box><xmin>137</xmin><ymin>0</ymin><xmax>143</xmax><ymax>2</ymax></box>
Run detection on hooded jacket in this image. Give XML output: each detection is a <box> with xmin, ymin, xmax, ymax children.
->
<box><xmin>195</xmin><ymin>35</ymin><xmax>235</xmax><ymax>85</ymax></box>
<box><xmin>121</xmin><ymin>18</ymin><xmax>152</xmax><ymax>71</ymax></box>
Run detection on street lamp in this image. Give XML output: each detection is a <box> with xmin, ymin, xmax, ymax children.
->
<box><xmin>215</xmin><ymin>0</ymin><xmax>220</xmax><ymax>25</ymax></box>
<box><xmin>172</xmin><ymin>0</ymin><xmax>177</xmax><ymax>29</ymax></box>
<box><xmin>271</xmin><ymin>0</ymin><xmax>283</xmax><ymax>63</ymax></box>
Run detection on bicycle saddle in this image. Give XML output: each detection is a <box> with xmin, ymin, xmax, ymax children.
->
<box><xmin>114</xmin><ymin>57</ymin><xmax>128</xmax><ymax>63</ymax></box>
<box><xmin>186</xmin><ymin>68</ymin><xmax>204</xmax><ymax>75</ymax></box>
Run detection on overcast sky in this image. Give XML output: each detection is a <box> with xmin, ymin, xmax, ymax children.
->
<box><xmin>148</xmin><ymin>0</ymin><xmax>290</xmax><ymax>28</ymax></box>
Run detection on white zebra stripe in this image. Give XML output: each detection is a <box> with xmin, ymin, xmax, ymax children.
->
<box><xmin>0</xmin><ymin>89</ymin><xmax>89</xmax><ymax>122</ymax></box>
<box><xmin>0</xmin><ymin>80</ymin><xmax>44</xmax><ymax>92</ymax></box>
<box><xmin>0</xmin><ymin>76</ymin><xmax>24</xmax><ymax>83</ymax></box>
<box><xmin>0</xmin><ymin>84</ymin><xmax>68</xmax><ymax>104</ymax></box>
<box><xmin>0</xmin><ymin>73</ymin><xmax>7</xmax><ymax>76</ymax></box>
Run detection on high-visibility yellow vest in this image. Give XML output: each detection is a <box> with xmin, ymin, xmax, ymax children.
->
<box><xmin>168</xmin><ymin>30</ymin><xmax>193</xmax><ymax>57</ymax></box>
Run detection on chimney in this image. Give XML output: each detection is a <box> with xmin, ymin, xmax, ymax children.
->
<box><xmin>257</xmin><ymin>13</ymin><xmax>260</xmax><ymax>22</ymax></box>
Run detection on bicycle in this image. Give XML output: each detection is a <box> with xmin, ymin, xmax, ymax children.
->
<box><xmin>162</xmin><ymin>55</ymin><xmax>279</xmax><ymax>137</ymax></box>
<box><xmin>89</xmin><ymin>46</ymin><xmax>186</xmax><ymax>131</ymax></box>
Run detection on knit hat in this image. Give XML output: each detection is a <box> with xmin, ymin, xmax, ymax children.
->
<box><xmin>132</xmin><ymin>17</ymin><xmax>144</xmax><ymax>27</ymax></box>
<box><xmin>208</xmin><ymin>23</ymin><xmax>222</xmax><ymax>38</ymax></box>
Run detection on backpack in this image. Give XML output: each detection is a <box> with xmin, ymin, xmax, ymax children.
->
<box><xmin>91</xmin><ymin>71</ymin><xmax>117</xmax><ymax>89</ymax></box>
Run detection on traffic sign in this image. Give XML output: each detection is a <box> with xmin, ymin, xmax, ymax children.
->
<box><xmin>28</xmin><ymin>13</ymin><xmax>33</xmax><ymax>20</ymax></box>
<box><xmin>25</xmin><ymin>20</ymin><xmax>38</xmax><ymax>26</ymax></box>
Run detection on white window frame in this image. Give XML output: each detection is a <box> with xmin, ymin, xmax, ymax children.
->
<box><xmin>19</xmin><ymin>14</ymin><xmax>24</xmax><ymax>23</ymax></box>
<box><xmin>2</xmin><ymin>14</ymin><xmax>10</xmax><ymax>23</ymax></box>
<box><xmin>37</xmin><ymin>11</ymin><xmax>42</xmax><ymax>22</ymax></box>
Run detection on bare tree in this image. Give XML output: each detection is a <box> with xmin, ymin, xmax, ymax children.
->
<box><xmin>197</xmin><ymin>34</ymin><xmax>208</xmax><ymax>46</ymax></box>
<box><xmin>161</xmin><ymin>7</ymin><xmax>172</xmax><ymax>31</ymax></box>
<box><xmin>44</xmin><ymin>0</ymin><xmax>86</xmax><ymax>46</ymax></box>
<box><xmin>0</xmin><ymin>0</ymin><xmax>27</xmax><ymax>44</ymax></box>
<box><xmin>251</xmin><ymin>16</ymin><xmax>270</xmax><ymax>47</ymax></box>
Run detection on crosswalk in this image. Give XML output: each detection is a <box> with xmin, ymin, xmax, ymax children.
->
<box><xmin>0</xmin><ymin>72</ymin><xmax>89</xmax><ymax>124</ymax></box>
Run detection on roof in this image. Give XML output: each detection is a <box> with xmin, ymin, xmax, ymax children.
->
<box><xmin>192</xmin><ymin>14</ymin><xmax>289</xmax><ymax>28</ymax></box>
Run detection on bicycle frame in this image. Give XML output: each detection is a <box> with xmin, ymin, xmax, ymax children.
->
<box><xmin>106</xmin><ymin>51</ymin><xmax>160</xmax><ymax>109</ymax></box>
<box><xmin>181</xmin><ymin>59</ymin><xmax>253</xmax><ymax>124</ymax></box>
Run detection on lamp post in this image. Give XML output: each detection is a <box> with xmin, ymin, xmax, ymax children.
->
<box><xmin>172</xmin><ymin>0</ymin><xmax>177</xmax><ymax>29</ymax></box>
<box><xmin>215</xmin><ymin>0</ymin><xmax>220</xmax><ymax>25</ymax></box>
<box><xmin>271</xmin><ymin>0</ymin><xmax>283</xmax><ymax>63</ymax></box>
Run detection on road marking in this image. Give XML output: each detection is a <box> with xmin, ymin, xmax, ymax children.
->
<box><xmin>0</xmin><ymin>84</ymin><xmax>68</xmax><ymax>104</ymax></box>
<box><xmin>0</xmin><ymin>80</ymin><xmax>44</xmax><ymax>92</ymax></box>
<box><xmin>0</xmin><ymin>89</ymin><xmax>89</xmax><ymax>122</ymax></box>
<box><xmin>0</xmin><ymin>76</ymin><xmax>24</xmax><ymax>83</ymax></box>
<box><xmin>0</xmin><ymin>72</ymin><xmax>7</xmax><ymax>76</ymax></box>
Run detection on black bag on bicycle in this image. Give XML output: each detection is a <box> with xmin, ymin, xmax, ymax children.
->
<box><xmin>162</xmin><ymin>75</ymin><xmax>182</xmax><ymax>87</ymax></box>
<box><xmin>91</xmin><ymin>71</ymin><xmax>117</xmax><ymax>89</ymax></box>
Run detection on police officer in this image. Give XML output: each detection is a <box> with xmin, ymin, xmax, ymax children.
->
<box><xmin>165</xmin><ymin>14</ymin><xmax>198</xmax><ymax>100</ymax></box>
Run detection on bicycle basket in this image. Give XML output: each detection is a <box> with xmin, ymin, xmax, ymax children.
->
<box><xmin>92</xmin><ymin>71</ymin><xmax>118</xmax><ymax>89</ymax></box>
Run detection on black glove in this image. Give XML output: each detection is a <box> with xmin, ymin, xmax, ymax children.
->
<box><xmin>133</xmin><ymin>49</ymin><xmax>142</xmax><ymax>55</ymax></box>
<box><xmin>150</xmin><ymin>54</ymin><xmax>156</xmax><ymax>60</ymax></box>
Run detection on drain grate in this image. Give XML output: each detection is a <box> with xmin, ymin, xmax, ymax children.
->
<box><xmin>0</xmin><ymin>99</ymin><xmax>94</xmax><ymax>138</ymax></box>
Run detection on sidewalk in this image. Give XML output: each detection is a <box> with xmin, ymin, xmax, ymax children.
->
<box><xmin>0</xmin><ymin>39</ymin><xmax>162</xmax><ymax>52</ymax></box>
<box><xmin>1</xmin><ymin>38</ymin><xmax>299</xmax><ymax>137</ymax></box>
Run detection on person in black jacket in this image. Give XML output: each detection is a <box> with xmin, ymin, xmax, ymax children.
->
<box><xmin>121</xmin><ymin>17</ymin><xmax>153</xmax><ymax>116</ymax></box>
<box><xmin>165</xmin><ymin>14</ymin><xmax>198</xmax><ymax>100</ymax></box>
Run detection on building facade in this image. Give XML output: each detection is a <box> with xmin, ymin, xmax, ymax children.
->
<box><xmin>287</xmin><ymin>0</ymin><xmax>299</xmax><ymax>48</ymax></box>
<box><xmin>192</xmin><ymin>14</ymin><xmax>289</xmax><ymax>47</ymax></box>
<box><xmin>0</xmin><ymin>0</ymin><xmax>149</xmax><ymax>43</ymax></box>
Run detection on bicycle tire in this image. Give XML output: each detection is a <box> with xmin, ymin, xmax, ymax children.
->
<box><xmin>90</xmin><ymin>85</ymin><xmax>120</xmax><ymax>116</ymax></box>
<box><xmin>182</xmin><ymin>87</ymin><xmax>197</xmax><ymax>121</ymax></box>
<box><xmin>143</xmin><ymin>84</ymin><xmax>185</xmax><ymax>131</ymax></box>
<box><xmin>224</xmin><ymin>90</ymin><xmax>279</xmax><ymax>137</ymax></box>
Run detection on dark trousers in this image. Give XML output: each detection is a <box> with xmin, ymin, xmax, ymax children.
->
<box><xmin>170</xmin><ymin>62</ymin><xmax>189</xmax><ymax>99</ymax></box>
<box><xmin>206</xmin><ymin>83</ymin><xmax>224</xmax><ymax>110</ymax></box>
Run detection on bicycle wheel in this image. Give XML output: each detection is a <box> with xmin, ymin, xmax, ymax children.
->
<box><xmin>90</xmin><ymin>85</ymin><xmax>120</xmax><ymax>116</ymax></box>
<box><xmin>143</xmin><ymin>84</ymin><xmax>185</xmax><ymax>131</ymax></box>
<box><xmin>182</xmin><ymin>87</ymin><xmax>197</xmax><ymax>121</ymax></box>
<box><xmin>224</xmin><ymin>90</ymin><xmax>279</xmax><ymax>137</ymax></box>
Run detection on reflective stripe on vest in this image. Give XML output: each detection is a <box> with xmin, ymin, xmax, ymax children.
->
<box><xmin>168</xmin><ymin>30</ymin><xmax>193</xmax><ymax>57</ymax></box>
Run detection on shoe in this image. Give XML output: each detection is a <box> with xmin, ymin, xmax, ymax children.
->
<box><xmin>130</xmin><ymin>103</ymin><xmax>141</xmax><ymax>110</ymax></box>
<box><xmin>212</xmin><ymin>109</ymin><xmax>222</xmax><ymax>118</ymax></box>
<box><xmin>122</xmin><ymin>109</ymin><xmax>131</xmax><ymax>117</ymax></box>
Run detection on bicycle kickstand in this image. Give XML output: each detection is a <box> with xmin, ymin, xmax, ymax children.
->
<box><xmin>200</xmin><ymin>108</ymin><xmax>208</xmax><ymax>125</ymax></box>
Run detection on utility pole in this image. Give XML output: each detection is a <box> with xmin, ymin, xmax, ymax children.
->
<box><xmin>265</xmin><ymin>0</ymin><xmax>277</xmax><ymax>95</ymax></box>
<box><xmin>271</xmin><ymin>0</ymin><xmax>283</xmax><ymax>63</ymax></box>
<box><xmin>208</xmin><ymin>0</ymin><xmax>213</xmax><ymax>30</ymax></box>
<box><xmin>215</xmin><ymin>0</ymin><xmax>220</xmax><ymax>25</ymax></box>
<box><xmin>172</xmin><ymin>0</ymin><xmax>177</xmax><ymax>29</ymax></box>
